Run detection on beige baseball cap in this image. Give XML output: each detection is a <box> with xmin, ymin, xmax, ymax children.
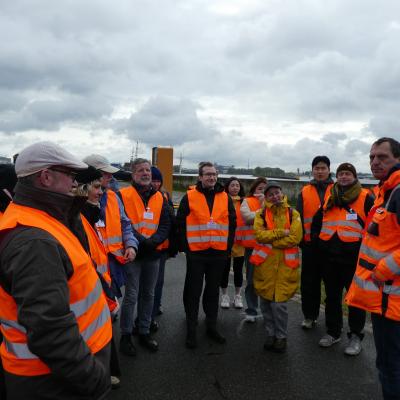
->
<box><xmin>83</xmin><ymin>154</ymin><xmax>119</xmax><ymax>173</ymax></box>
<box><xmin>15</xmin><ymin>141</ymin><xmax>88</xmax><ymax>178</ymax></box>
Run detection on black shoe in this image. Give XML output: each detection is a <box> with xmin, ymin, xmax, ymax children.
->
<box><xmin>119</xmin><ymin>334</ymin><xmax>137</xmax><ymax>357</ymax></box>
<box><xmin>138</xmin><ymin>334</ymin><xmax>159</xmax><ymax>352</ymax></box>
<box><xmin>206</xmin><ymin>328</ymin><xmax>226</xmax><ymax>344</ymax></box>
<box><xmin>186</xmin><ymin>329</ymin><xmax>197</xmax><ymax>349</ymax></box>
<box><xmin>263</xmin><ymin>336</ymin><xmax>275</xmax><ymax>351</ymax></box>
<box><xmin>272</xmin><ymin>338</ymin><xmax>287</xmax><ymax>353</ymax></box>
<box><xmin>150</xmin><ymin>320</ymin><xmax>159</xmax><ymax>333</ymax></box>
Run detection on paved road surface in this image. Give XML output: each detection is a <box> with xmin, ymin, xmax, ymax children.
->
<box><xmin>109</xmin><ymin>254</ymin><xmax>382</xmax><ymax>400</ymax></box>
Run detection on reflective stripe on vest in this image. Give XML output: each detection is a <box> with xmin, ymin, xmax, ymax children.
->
<box><xmin>96</xmin><ymin>191</ymin><xmax>126</xmax><ymax>264</ymax></box>
<box><xmin>346</xmin><ymin>176</ymin><xmax>400</xmax><ymax>321</ymax></box>
<box><xmin>240</xmin><ymin>197</ymin><xmax>260</xmax><ymax>248</ymax></box>
<box><xmin>0</xmin><ymin>203</ymin><xmax>112</xmax><ymax>376</ymax></box>
<box><xmin>81</xmin><ymin>215</ymin><xmax>112</xmax><ymax>286</ymax></box>
<box><xmin>120</xmin><ymin>186</ymin><xmax>164</xmax><ymax>250</ymax></box>
<box><xmin>186</xmin><ymin>189</ymin><xmax>229</xmax><ymax>251</ymax></box>
<box><xmin>319</xmin><ymin>189</ymin><xmax>368</xmax><ymax>243</ymax></box>
<box><xmin>301</xmin><ymin>183</ymin><xmax>333</xmax><ymax>242</ymax></box>
<box><xmin>250</xmin><ymin>207</ymin><xmax>300</xmax><ymax>269</ymax></box>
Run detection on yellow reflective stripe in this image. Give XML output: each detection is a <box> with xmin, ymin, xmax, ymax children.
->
<box><xmin>353</xmin><ymin>275</ymin><xmax>379</xmax><ymax>292</ymax></box>
<box><xmin>70</xmin><ymin>280</ymin><xmax>102</xmax><ymax>318</ymax></box>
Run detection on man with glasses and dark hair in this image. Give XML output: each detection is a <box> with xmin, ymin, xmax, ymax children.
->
<box><xmin>177</xmin><ymin>161</ymin><xmax>236</xmax><ymax>349</ymax></box>
<box><xmin>0</xmin><ymin>141</ymin><xmax>112</xmax><ymax>400</ymax></box>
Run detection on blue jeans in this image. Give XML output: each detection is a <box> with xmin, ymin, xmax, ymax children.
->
<box><xmin>372</xmin><ymin>313</ymin><xmax>400</xmax><ymax>400</ymax></box>
<box><xmin>244</xmin><ymin>248</ymin><xmax>259</xmax><ymax>316</ymax></box>
<box><xmin>120</xmin><ymin>258</ymin><xmax>159</xmax><ymax>335</ymax></box>
<box><xmin>152</xmin><ymin>252</ymin><xmax>168</xmax><ymax>318</ymax></box>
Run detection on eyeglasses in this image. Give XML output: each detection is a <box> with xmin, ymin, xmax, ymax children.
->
<box><xmin>202</xmin><ymin>173</ymin><xmax>217</xmax><ymax>177</ymax></box>
<box><xmin>49</xmin><ymin>168</ymin><xmax>78</xmax><ymax>179</ymax></box>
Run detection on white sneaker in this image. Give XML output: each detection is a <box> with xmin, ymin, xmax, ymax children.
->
<box><xmin>301</xmin><ymin>319</ymin><xmax>316</xmax><ymax>330</ymax></box>
<box><xmin>233</xmin><ymin>294</ymin><xmax>243</xmax><ymax>309</ymax></box>
<box><xmin>319</xmin><ymin>334</ymin><xmax>341</xmax><ymax>347</ymax></box>
<box><xmin>111</xmin><ymin>375</ymin><xmax>120</xmax><ymax>389</ymax></box>
<box><xmin>220</xmin><ymin>294</ymin><xmax>230</xmax><ymax>309</ymax></box>
<box><xmin>245</xmin><ymin>314</ymin><xmax>256</xmax><ymax>323</ymax></box>
<box><xmin>344</xmin><ymin>334</ymin><xmax>362</xmax><ymax>356</ymax></box>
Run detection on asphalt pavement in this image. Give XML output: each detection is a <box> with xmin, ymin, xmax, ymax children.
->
<box><xmin>109</xmin><ymin>253</ymin><xmax>382</xmax><ymax>400</ymax></box>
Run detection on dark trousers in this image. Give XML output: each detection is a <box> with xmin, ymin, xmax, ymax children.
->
<box><xmin>152</xmin><ymin>252</ymin><xmax>168</xmax><ymax>318</ymax></box>
<box><xmin>301</xmin><ymin>244</ymin><xmax>323</xmax><ymax>320</ymax></box>
<box><xmin>321</xmin><ymin>256</ymin><xmax>366</xmax><ymax>338</ymax></box>
<box><xmin>220</xmin><ymin>256</ymin><xmax>244</xmax><ymax>289</ymax></box>
<box><xmin>372</xmin><ymin>314</ymin><xmax>400</xmax><ymax>400</ymax></box>
<box><xmin>183</xmin><ymin>253</ymin><xmax>227</xmax><ymax>330</ymax></box>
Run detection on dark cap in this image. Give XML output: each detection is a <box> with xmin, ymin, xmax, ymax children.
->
<box><xmin>312</xmin><ymin>155</ymin><xmax>330</xmax><ymax>168</ymax></box>
<box><xmin>151</xmin><ymin>166</ymin><xmax>163</xmax><ymax>184</ymax></box>
<box><xmin>264</xmin><ymin>181</ymin><xmax>282</xmax><ymax>193</ymax></box>
<box><xmin>75</xmin><ymin>166</ymin><xmax>102</xmax><ymax>185</ymax></box>
<box><xmin>336</xmin><ymin>162</ymin><xmax>357</xmax><ymax>178</ymax></box>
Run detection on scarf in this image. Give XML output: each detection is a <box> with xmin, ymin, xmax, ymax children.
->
<box><xmin>325</xmin><ymin>180</ymin><xmax>362</xmax><ymax>210</ymax></box>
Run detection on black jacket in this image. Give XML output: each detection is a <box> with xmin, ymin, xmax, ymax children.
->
<box><xmin>176</xmin><ymin>182</ymin><xmax>236</xmax><ymax>256</ymax></box>
<box><xmin>0</xmin><ymin>183</ymin><xmax>110</xmax><ymax>400</ymax></box>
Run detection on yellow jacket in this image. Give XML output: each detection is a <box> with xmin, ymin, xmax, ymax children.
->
<box><xmin>253</xmin><ymin>196</ymin><xmax>303</xmax><ymax>302</ymax></box>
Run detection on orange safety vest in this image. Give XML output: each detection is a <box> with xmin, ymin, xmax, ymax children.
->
<box><xmin>234</xmin><ymin>200</ymin><xmax>246</xmax><ymax>246</ymax></box>
<box><xmin>0</xmin><ymin>210</ymin><xmax>3</xmax><ymax>219</ymax></box>
<box><xmin>96</xmin><ymin>190</ymin><xmax>126</xmax><ymax>264</ymax></box>
<box><xmin>186</xmin><ymin>189</ymin><xmax>229</xmax><ymax>251</ymax></box>
<box><xmin>319</xmin><ymin>189</ymin><xmax>369</xmax><ymax>243</ymax></box>
<box><xmin>0</xmin><ymin>203</ymin><xmax>112</xmax><ymax>376</ymax></box>
<box><xmin>239</xmin><ymin>197</ymin><xmax>261</xmax><ymax>248</ymax></box>
<box><xmin>81</xmin><ymin>215</ymin><xmax>118</xmax><ymax>313</ymax></box>
<box><xmin>119</xmin><ymin>186</ymin><xmax>164</xmax><ymax>250</ymax></box>
<box><xmin>301</xmin><ymin>183</ymin><xmax>333</xmax><ymax>242</ymax></box>
<box><xmin>250</xmin><ymin>207</ymin><xmax>300</xmax><ymax>269</ymax></box>
<box><xmin>346</xmin><ymin>170</ymin><xmax>400</xmax><ymax>321</ymax></box>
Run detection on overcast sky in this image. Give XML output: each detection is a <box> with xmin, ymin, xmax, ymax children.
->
<box><xmin>1</xmin><ymin>0</ymin><xmax>400</xmax><ymax>173</ymax></box>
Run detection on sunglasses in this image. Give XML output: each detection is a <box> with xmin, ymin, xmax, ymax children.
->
<box><xmin>49</xmin><ymin>168</ymin><xmax>78</xmax><ymax>179</ymax></box>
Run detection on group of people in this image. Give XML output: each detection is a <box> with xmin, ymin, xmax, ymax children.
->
<box><xmin>1</xmin><ymin>136</ymin><xmax>400</xmax><ymax>400</ymax></box>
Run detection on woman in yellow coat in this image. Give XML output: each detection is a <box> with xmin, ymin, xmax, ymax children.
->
<box><xmin>252</xmin><ymin>181</ymin><xmax>302</xmax><ymax>352</ymax></box>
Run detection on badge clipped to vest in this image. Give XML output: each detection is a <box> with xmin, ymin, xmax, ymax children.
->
<box><xmin>144</xmin><ymin>207</ymin><xmax>154</xmax><ymax>220</ymax></box>
<box><xmin>96</xmin><ymin>219</ymin><xmax>106</xmax><ymax>228</ymax></box>
<box><xmin>207</xmin><ymin>217</ymin><xmax>217</xmax><ymax>229</ymax></box>
<box><xmin>346</xmin><ymin>213</ymin><xmax>358</xmax><ymax>221</ymax></box>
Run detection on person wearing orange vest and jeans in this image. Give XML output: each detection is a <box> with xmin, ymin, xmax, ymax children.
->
<box><xmin>346</xmin><ymin>137</ymin><xmax>400</xmax><ymax>399</ymax></box>
<box><xmin>119</xmin><ymin>158</ymin><xmax>170</xmax><ymax>355</ymax></box>
<box><xmin>312</xmin><ymin>163</ymin><xmax>373</xmax><ymax>355</ymax></box>
<box><xmin>177</xmin><ymin>162</ymin><xmax>236</xmax><ymax>349</ymax></box>
<box><xmin>252</xmin><ymin>181</ymin><xmax>302</xmax><ymax>353</ymax></box>
<box><xmin>0</xmin><ymin>142</ymin><xmax>112</xmax><ymax>400</ymax></box>
<box><xmin>240</xmin><ymin>177</ymin><xmax>267</xmax><ymax>322</ymax></box>
<box><xmin>220</xmin><ymin>177</ymin><xmax>246</xmax><ymax>309</ymax></box>
<box><xmin>297</xmin><ymin>155</ymin><xmax>334</xmax><ymax>329</ymax></box>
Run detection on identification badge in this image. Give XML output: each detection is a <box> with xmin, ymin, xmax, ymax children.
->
<box><xmin>346</xmin><ymin>213</ymin><xmax>358</xmax><ymax>221</ymax></box>
<box><xmin>207</xmin><ymin>220</ymin><xmax>217</xmax><ymax>228</ymax></box>
<box><xmin>144</xmin><ymin>211</ymin><xmax>154</xmax><ymax>219</ymax></box>
<box><xmin>96</xmin><ymin>219</ymin><xmax>106</xmax><ymax>228</ymax></box>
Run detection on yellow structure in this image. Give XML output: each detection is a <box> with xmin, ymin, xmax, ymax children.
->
<box><xmin>152</xmin><ymin>147</ymin><xmax>173</xmax><ymax>194</ymax></box>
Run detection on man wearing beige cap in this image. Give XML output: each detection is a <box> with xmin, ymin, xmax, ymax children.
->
<box><xmin>83</xmin><ymin>154</ymin><xmax>138</xmax><ymax>300</ymax></box>
<box><xmin>0</xmin><ymin>142</ymin><xmax>112</xmax><ymax>400</ymax></box>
